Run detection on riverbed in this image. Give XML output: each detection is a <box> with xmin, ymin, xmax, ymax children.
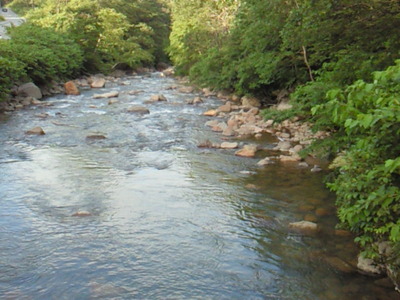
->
<box><xmin>0</xmin><ymin>73</ymin><xmax>397</xmax><ymax>299</ymax></box>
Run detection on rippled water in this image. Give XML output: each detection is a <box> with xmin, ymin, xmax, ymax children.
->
<box><xmin>0</xmin><ymin>73</ymin><xmax>398</xmax><ymax>299</ymax></box>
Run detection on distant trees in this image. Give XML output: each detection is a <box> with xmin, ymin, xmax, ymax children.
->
<box><xmin>9</xmin><ymin>0</ymin><xmax>171</xmax><ymax>71</ymax></box>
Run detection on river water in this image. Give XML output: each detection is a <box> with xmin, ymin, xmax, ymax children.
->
<box><xmin>0</xmin><ymin>74</ymin><xmax>397</xmax><ymax>299</ymax></box>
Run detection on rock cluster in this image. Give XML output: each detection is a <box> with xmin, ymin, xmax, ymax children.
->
<box><xmin>200</xmin><ymin>89</ymin><xmax>329</xmax><ymax>167</ymax></box>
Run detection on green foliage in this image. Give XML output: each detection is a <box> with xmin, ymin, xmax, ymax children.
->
<box><xmin>0</xmin><ymin>23</ymin><xmax>83</xmax><ymax>85</ymax></box>
<box><xmin>0</xmin><ymin>56</ymin><xmax>25</xmax><ymax>101</ymax></box>
<box><xmin>11</xmin><ymin>0</ymin><xmax>170</xmax><ymax>72</ymax></box>
<box><xmin>313</xmin><ymin>61</ymin><xmax>400</xmax><ymax>251</ymax></box>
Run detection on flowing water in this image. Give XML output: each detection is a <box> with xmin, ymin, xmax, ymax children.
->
<box><xmin>0</xmin><ymin>73</ymin><xmax>397</xmax><ymax>300</ymax></box>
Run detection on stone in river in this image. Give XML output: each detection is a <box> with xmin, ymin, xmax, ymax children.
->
<box><xmin>324</xmin><ymin>256</ymin><xmax>356</xmax><ymax>273</ymax></box>
<box><xmin>86</xmin><ymin>135</ymin><xmax>107</xmax><ymax>140</ymax></box>
<box><xmin>90</xmin><ymin>77</ymin><xmax>106</xmax><ymax>88</ymax></box>
<box><xmin>220</xmin><ymin>142</ymin><xmax>239</xmax><ymax>149</ymax></box>
<box><xmin>64</xmin><ymin>81</ymin><xmax>80</xmax><ymax>95</ymax></box>
<box><xmin>127</xmin><ymin>106</ymin><xmax>150</xmax><ymax>114</ymax></box>
<box><xmin>235</xmin><ymin>144</ymin><xmax>258</xmax><ymax>158</ymax></box>
<box><xmin>26</xmin><ymin>127</ymin><xmax>45</xmax><ymax>135</ymax></box>
<box><xmin>203</xmin><ymin>109</ymin><xmax>218</xmax><ymax>117</ymax></box>
<box><xmin>72</xmin><ymin>211</ymin><xmax>92</xmax><ymax>217</ymax></box>
<box><xmin>93</xmin><ymin>91</ymin><xmax>119</xmax><ymax>99</ymax></box>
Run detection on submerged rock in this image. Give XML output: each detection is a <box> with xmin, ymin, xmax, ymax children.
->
<box><xmin>72</xmin><ymin>211</ymin><xmax>92</xmax><ymax>217</ymax></box>
<box><xmin>86</xmin><ymin>135</ymin><xmax>107</xmax><ymax>140</ymax></box>
<box><xmin>324</xmin><ymin>256</ymin><xmax>356</xmax><ymax>273</ymax></box>
<box><xmin>127</xmin><ymin>106</ymin><xmax>150</xmax><ymax>114</ymax></box>
<box><xmin>289</xmin><ymin>220</ymin><xmax>319</xmax><ymax>235</ymax></box>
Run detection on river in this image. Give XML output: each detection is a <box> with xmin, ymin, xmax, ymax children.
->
<box><xmin>0</xmin><ymin>73</ymin><xmax>397</xmax><ymax>299</ymax></box>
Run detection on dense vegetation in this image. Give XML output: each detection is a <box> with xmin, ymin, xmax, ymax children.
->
<box><xmin>0</xmin><ymin>0</ymin><xmax>170</xmax><ymax>101</ymax></box>
<box><xmin>168</xmin><ymin>0</ymin><xmax>400</xmax><ymax>259</ymax></box>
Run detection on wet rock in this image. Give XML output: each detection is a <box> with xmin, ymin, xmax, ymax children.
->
<box><xmin>64</xmin><ymin>81</ymin><xmax>80</xmax><ymax>95</ymax></box>
<box><xmin>86</xmin><ymin>135</ymin><xmax>107</xmax><ymax>140</ymax></box>
<box><xmin>235</xmin><ymin>144</ymin><xmax>258</xmax><ymax>158</ymax></box>
<box><xmin>203</xmin><ymin>109</ymin><xmax>218</xmax><ymax>117</ymax></box>
<box><xmin>148</xmin><ymin>94</ymin><xmax>167</xmax><ymax>102</ymax></box>
<box><xmin>357</xmin><ymin>255</ymin><xmax>385</xmax><ymax>276</ymax></box>
<box><xmin>187</xmin><ymin>96</ymin><xmax>203</xmax><ymax>105</ymax></box>
<box><xmin>128</xmin><ymin>90</ymin><xmax>144</xmax><ymax>95</ymax></box>
<box><xmin>127</xmin><ymin>106</ymin><xmax>150</xmax><ymax>114</ymax></box>
<box><xmin>93</xmin><ymin>91</ymin><xmax>119</xmax><ymax>99</ymax></box>
<box><xmin>197</xmin><ymin>140</ymin><xmax>219</xmax><ymax>149</ymax></box>
<box><xmin>289</xmin><ymin>220</ymin><xmax>319</xmax><ymax>234</ymax></box>
<box><xmin>26</xmin><ymin>127</ymin><xmax>45</xmax><ymax>135</ymax></box>
<box><xmin>90</xmin><ymin>77</ymin><xmax>106</xmax><ymax>88</ymax></box>
<box><xmin>162</xmin><ymin>67</ymin><xmax>175</xmax><ymax>77</ymax></box>
<box><xmin>72</xmin><ymin>211</ymin><xmax>92</xmax><ymax>217</ymax></box>
<box><xmin>324</xmin><ymin>256</ymin><xmax>356</xmax><ymax>273</ymax></box>
<box><xmin>31</xmin><ymin>98</ymin><xmax>43</xmax><ymax>105</ymax></box>
<box><xmin>241</xmin><ymin>96</ymin><xmax>261</xmax><ymax>108</ymax></box>
<box><xmin>17</xmin><ymin>82</ymin><xmax>43</xmax><ymax>99</ymax></box>
<box><xmin>220</xmin><ymin>142</ymin><xmax>239</xmax><ymax>149</ymax></box>
<box><xmin>257</xmin><ymin>157</ymin><xmax>274</xmax><ymax>166</ymax></box>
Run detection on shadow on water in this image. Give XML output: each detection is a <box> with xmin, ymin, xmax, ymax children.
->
<box><xmin>0</xmin><ymin>73</ymin><xmax>398</xmax><ymax>299</ymax></box>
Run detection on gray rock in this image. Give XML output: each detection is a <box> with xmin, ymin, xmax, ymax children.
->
<box><xmin>17</xmin><ymin>82</ymin><xmax>42</xmax><ymax>99</ymax></box>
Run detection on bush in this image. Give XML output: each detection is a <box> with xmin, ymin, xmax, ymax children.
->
<box><xmin>0</xmin><ymin>23</ymin><xmax>83</xmax><ymax>85</ymax></box>
<box><xmin>0</xmin><ymin>56</ymin><xmax>25</xmax><ymax>101</ymax></box>
<box><xmin>312</xmin><ymin>61</ymin><xmax>400</xmax><ymax>254</ymax></box>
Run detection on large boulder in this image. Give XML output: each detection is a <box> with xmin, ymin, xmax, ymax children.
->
<box><xmin>17</xmin><ymin>82</ymin><xmax>42</xmax><ymax>99</ymax></box>
<box><xmin>64</xmin><ymin>81</ymin><xmax>80</xmax><ymax>95</ymax></box>
<box><xmin>357</xmin><ymin>255</ymin><xmax>385</xmax><ymax>276</ymax></box>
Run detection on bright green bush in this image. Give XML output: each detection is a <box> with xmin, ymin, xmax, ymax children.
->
<box><xmin>0</xmin><ymin>23</ymin><xmax>83</xmax><ymax>85</ymax></box>
<box><xmin>312</xmin><ymin>61</ymin><xmax>400</xmax><ymax>254</ymax></box>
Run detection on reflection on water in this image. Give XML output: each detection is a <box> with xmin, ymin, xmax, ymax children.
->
<box><xmin>0</xmin><ymin>74</ymin><xmax>398</xmax><ymax>299</ymax></box>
